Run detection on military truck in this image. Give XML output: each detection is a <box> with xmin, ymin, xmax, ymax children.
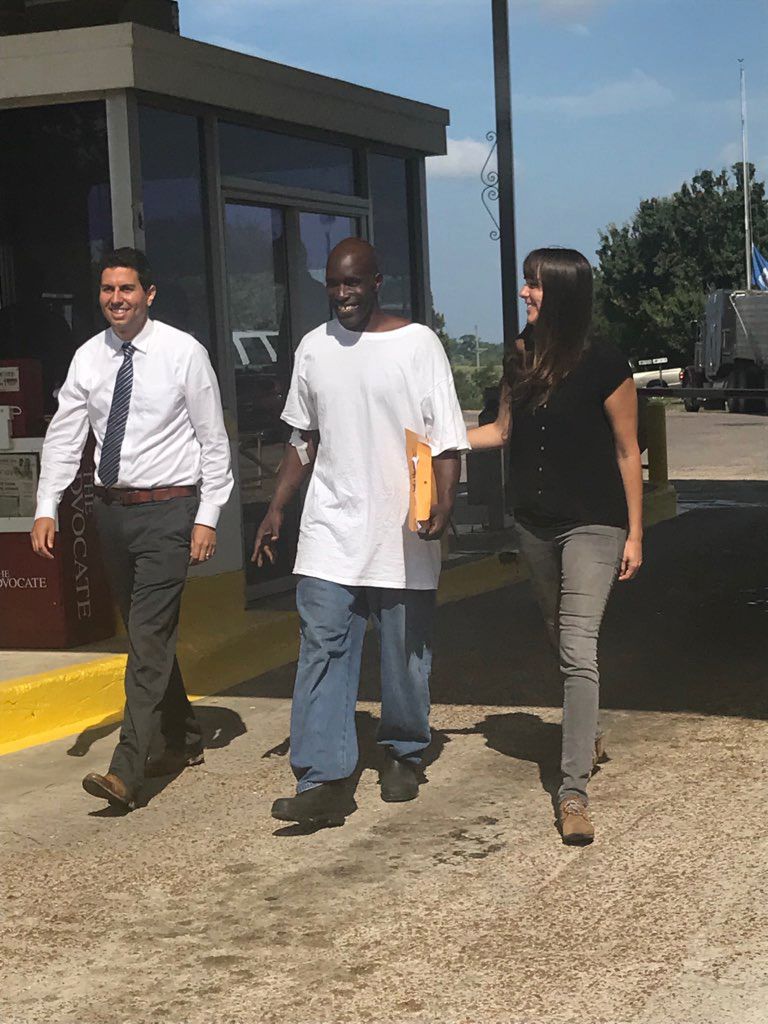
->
<box><xmin>681</xmin><ymin>289</ymin><xmax>768</xmax><ymax>413</ymax></box>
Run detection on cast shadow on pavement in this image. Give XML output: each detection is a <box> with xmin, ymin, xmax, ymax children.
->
<box><xmin>67</xmin><ymin>703</ymin><xmax>247</xmax><ymax>759</ymax></box>
<box><xmin>230</xmin><ymin>503</ymin><xmax>767</xmax><ymax>818</ymax></box>
<box><xmin>74</xmin><ymin>500</ymin><xmax>768</xmax><ymax>816</ymax></box>
<box><xmin>69</xmin><ymin>704</ymin><xmax>248</xmax><ymax>810</ymax></box>
<box><xmin>427</xmin><ymin>504</ymin><xmax>768</xmax><ymax>720</ymax></box>
<box><xmin>445</xmin><ymin>712</ymin><xmax>563</xmax><ymax>815</ymax></box>
<box><xmin>263</xmin><ymin>709</ymin><xmax>449</xmax><ymax>836</ymax></box>
<box><xmin>86</xmin><ymin>773</ymin><xmax>179</xmax><ymax>817</ymax></box>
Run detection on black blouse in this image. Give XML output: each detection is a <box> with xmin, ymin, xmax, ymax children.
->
<box><xmin>508</xmin><ymin>331</ymin><xmax>632</xmax><ymax>529</ymax></box>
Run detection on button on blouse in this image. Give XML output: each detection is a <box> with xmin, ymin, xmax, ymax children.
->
<box><xmin>508</xmin><ymin>336</ymin><xmax>632</xmax><ymax>529</ymax></box>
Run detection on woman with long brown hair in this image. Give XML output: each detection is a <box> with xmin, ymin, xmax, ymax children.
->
<box><xmin>468</xmin><ymin>247</ymin><xmax>643</xmax><ymax>845</ymax></box>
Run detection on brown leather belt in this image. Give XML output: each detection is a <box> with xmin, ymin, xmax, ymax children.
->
<box><xmin>95</xmin><ymin>485</ymin><xmax>197</xmax><ymax>506</ymax></box>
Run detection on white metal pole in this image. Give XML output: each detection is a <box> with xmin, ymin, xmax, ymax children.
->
<box><xmin>740</xmin><ymin>60</ymin><xmax>753</xmax><ymax>290</ymax></box>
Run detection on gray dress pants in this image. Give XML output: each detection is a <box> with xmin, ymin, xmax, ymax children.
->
<box><xmin>515</xmin><ymin>521</ymin><xmax>626</xmax><ymax>803</ymax></box>
<box><xmin>94</xmin><ymin>495</ymin><xmax>202</xmax><ymax>790</ymax></box>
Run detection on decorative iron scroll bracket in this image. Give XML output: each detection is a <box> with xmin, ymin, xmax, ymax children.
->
<box><xmin>481</xmin><ymin>130</ymin><xmax>500</xmax><ymax>241</ymax></box>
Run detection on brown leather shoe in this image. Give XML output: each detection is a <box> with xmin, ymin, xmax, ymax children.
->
<box><xmin>82</xmin><ymin>772</ymin><xmax>135</xmax><ymax>810</ymax></box>
<box><xmin>145</xmin><ymin>746</ymin><xmax>205</xmax><ymax>778</ymax></box>
<box><xmin>558</xmin><ymin>796</ymin><xmax>594</xmax><ymax>845</ymax></box>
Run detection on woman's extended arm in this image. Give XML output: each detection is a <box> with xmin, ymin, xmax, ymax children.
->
<box><xmin>466</xmin><ymin>381</ymin><xmax>512</xmax><ymax>450</ymax></box>
<box><xmin>603</xmin><ymin>378</ymin><xmax>643</xmax><ymax>581</ymax></box>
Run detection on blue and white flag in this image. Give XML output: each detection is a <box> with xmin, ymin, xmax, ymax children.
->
<box><xmin>751</xmin><ymin>243</ymin><xmax>768</xmax><ymax>290</ymax></box>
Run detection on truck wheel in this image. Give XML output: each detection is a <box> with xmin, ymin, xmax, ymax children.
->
<box><xmin>681</xmin><ymin>371</ymin><xmax>700</xmax><ymax>411</ymax></box>
<box><xmin>745</xmin><ymin>371</ymin><xmax>768</xmax><ymax>415</ymax></box>
<box><xmin>726</xmin><ymin>372</ymin><xmax>745</xmax><ymax>414</ymax></box>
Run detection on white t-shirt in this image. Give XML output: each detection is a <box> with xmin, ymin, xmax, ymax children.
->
<box><xmin>281</xmin><ymin>320</ymin><xmax>469</xmax><ymax>590</ymax></box>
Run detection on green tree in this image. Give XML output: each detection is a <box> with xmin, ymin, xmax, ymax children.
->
<box><xmin>479</xmin><ymin>342</ymin><xmax>504</xmax><ymax>367</ymax></box>
<box><xmin>453</xmin><ymin>368</ymin><xmax>482</xmax><ymax>409</ymax></box>
<box><xmin>451</xmin><ymin>334</ymin><xmax>474</xmax><ymax>364</ymax></box>
<box><xmin>430</xmin><ymin>310</ymin><xmax>502</xmax><ymax>408</ymax></box>
<box><xmin>593</xmin><ymin>164</ymin><xmax>768</xmax><ymax>363</ymax></box>
<box><xmin>431</xmin><ymin>308</ymin><xmax>457</xmax><ymax>363</ymax></box>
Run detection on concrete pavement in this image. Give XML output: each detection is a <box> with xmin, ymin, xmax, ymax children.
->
<box><xmin>664</xmin><ymin>405</ymin><xmax>768</xmax><ymax>480</ymax></box>
<box><xmin>2</xmin><ymin>493</ymin><xmax>767</xmax><ymax>1024</ymax></box>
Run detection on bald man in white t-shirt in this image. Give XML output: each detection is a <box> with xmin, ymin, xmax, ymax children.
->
<box><xmin>253</xmin><ymin>237</ymin><xmax>468</xmax><ymax>823</ymax></box>
<box><xmin>253</xmin><ymin>239</ymin><xmax>468</xmax><ymax>828</ymax></box>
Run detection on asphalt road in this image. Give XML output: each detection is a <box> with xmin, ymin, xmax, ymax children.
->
<box><xmin>664</xmin><ymin>403</ymin><xmax>768</xmax><ymax>482</ymax></box>
<box><xmin>1</xmin><ymin>406</ymin><xmax>767</xmax><ymax>1024</ymax></box>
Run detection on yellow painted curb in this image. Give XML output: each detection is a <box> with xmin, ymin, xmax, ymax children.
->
<box><xmin>437</xmin><ymin>553</ymin><xmax>526</xmax><ymax>605</ymax></box>
<box><xmin>0</xmin><ymin>554</ymin><xmax>526</xmax><ymax>757</ymax></box>
<box><xmin>642</xmin><ymin>482</ymin><xmax>678</xmax><ymax>528</ymax></box>
<box><xmin>0</xmin><ymin>656</ymin><xmax>126</xmax><ymax>758</ymax></box>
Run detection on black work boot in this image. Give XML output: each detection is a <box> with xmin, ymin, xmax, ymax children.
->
<box><xmin>379</xmin><ymin>750</ymin><xmax>420</xmax><ymax>803</ymax></box>
<box><xmin>271</xmin><ymin>781</ymin><xmax>355</xmax><ymax>826</ymax></box>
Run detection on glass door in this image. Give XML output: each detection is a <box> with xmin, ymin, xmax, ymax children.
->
<box><xmin>223</xmin><ymin>202</ymin><xmax>357</xmax><ymax>597</ymax></box>
<box><xmin>291</xmin><ymin>211</ymin><xmax>357</xmax><ymax>340</ymax></box>
<box><xmin>224</xmin><ymin>202</ymin><xmax>297</xmax><ymax>591</ymax></box>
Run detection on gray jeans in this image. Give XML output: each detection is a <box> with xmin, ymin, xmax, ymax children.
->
<box><xmin>515</xmin><ymin>521</ymin><xmax>626</xmax><ymax>804</ymax></box>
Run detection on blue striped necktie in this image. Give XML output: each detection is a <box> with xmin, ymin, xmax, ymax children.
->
<box><xmin>98</xmin><ymin>341</ymin><xmax>137</xmax><ymax>488</ymax></box>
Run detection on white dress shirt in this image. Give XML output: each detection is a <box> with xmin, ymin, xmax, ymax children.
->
<box><xmin>36</xmin><ymin>319</ymin><xmax>234</xmax><ymax>529</ymax></box>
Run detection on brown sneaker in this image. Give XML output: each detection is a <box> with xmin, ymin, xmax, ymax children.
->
<box><xmin>558</xmin><ymin>796</ymin><xmax>594</xmax><ymax>845</ymax></box>
<box><xmin>82</xmin><ymin>772</ymin><xmax>135</xmax><ymax>810</ymax></box>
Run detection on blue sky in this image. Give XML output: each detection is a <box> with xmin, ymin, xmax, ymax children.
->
<box><xmin>182</xmin><ymin>0</ymin><xmax>768</xmax><ymax>343</ymax></box>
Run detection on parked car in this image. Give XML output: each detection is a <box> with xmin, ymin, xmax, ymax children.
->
<box><xmin>632</xmin><ymin>367</ymin><xmax>682</xmax><ymax>388</ymax></box>
<box><xmin>231</xmin><ymin>330</ymin><xmax>287</xmax><ymax>441</ymax></box>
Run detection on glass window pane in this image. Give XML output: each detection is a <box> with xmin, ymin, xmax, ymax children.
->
<box><xmin>368</xmin><ymin>153</ymin><xmax>413</xmax><ymax>319</ymax></box>
<box><xmin>139</xmin><ymin>106</ymin><xmax>213</xmax><ymax>352</ymax></box>
<box><xmin>294</xmin><ymin>212</ymin><xmax>356</xmax><ymax>341</ymax></box>
<box><xmin>219</xmin><ymin>121</ymin><xmax>355</xmax><ymax>195</ymax></box>
<box><xmin>0</xmin><ymin>101</ymin><xmax>112</xmax><ymax>417</ymax></box>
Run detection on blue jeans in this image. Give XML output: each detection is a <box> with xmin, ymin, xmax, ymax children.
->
<box><xmin>290</xmin><ymin>577</ymin><xmax>436</xmax><ymax>793</ymax></box>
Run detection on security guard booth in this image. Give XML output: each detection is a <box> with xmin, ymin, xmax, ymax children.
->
<box><xmin>0</xmin><ymin>2</ymin><xmax>449</xmax><ymax>608</ymax></box>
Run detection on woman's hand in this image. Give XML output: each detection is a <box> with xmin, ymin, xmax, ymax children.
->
<box><xmin>618</xmin><ymin>536</ymin><xmax>642</xmax><ymax>581</ymax></box>
<box><xmin>466</xmin><ymin>382</ymin><xmax>511</xmax><ymax>450</ymax></box>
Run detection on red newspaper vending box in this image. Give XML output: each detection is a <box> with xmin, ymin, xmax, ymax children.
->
<box><xmin>0</xmin><ymin>438</ymin><xmax>115</xmax><ymax>649</ymax></box>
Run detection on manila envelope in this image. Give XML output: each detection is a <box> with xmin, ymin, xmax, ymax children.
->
<box><xmin>405</xmin><ymin>429</ymin><xmax>437</xmax><ymax>531</ymax></box>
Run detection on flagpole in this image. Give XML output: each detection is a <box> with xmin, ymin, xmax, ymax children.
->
<box><xmin>739</xmin><ymin>59</ymin><xmax>753</xmax><ymax>290</ymax></box>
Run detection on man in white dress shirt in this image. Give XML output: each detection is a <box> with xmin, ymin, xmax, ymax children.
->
<box><xmin>252</xmin><ymin>238</ymin><xmax>468</xmax><ymax>828</ymax></box>
<box><xmin>31</xmin><ymin>248</ymin><xmax>233</xmax><ymax>810</ymax></box>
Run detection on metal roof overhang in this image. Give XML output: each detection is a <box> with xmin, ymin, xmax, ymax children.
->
<box><xmin>0</xmin><ymin>21</ymin><xmax>449</xmax><ymax>155</ymax></box>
